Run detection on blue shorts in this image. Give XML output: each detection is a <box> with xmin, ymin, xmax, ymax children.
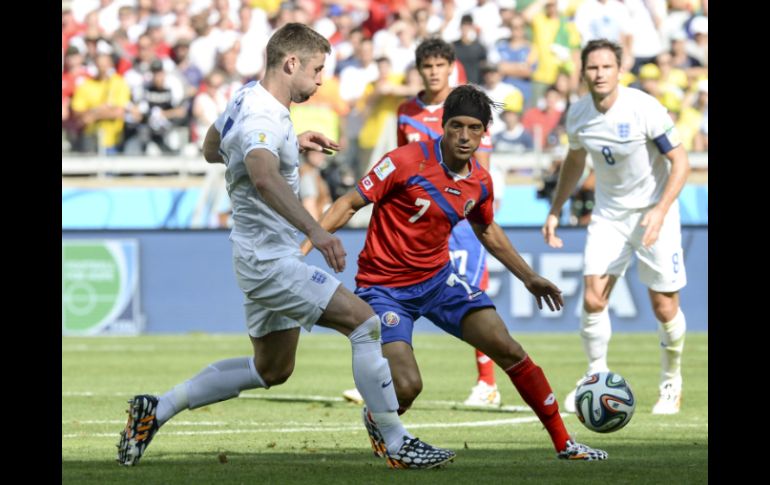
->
<box><xmin>355</xmin><ymin>262</ymin><xmax>495</xmax><ymax>346</ymax></box>
<box><xmin>448</xmin><ymin>220</ymin><xmax>487</xmax><ymax>287</ymax></box>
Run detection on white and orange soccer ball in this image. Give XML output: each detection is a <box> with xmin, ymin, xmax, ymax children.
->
<box><xmin>574</xmin><ymin>372</ymin><xmax>635</xmax><ymax>433</ymax></box>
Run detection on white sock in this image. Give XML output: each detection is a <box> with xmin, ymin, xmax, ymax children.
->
<box><xmin>348</xmin><ymin>315</ymin><xmax>412</xmax><ymax>453</ymax></box>
<box><xmin>156</xmin><ymin>357</ymin><xmax>265</xmax><ymax>425</ymax></box>
<box><xmin>658</xmin><ymin>308</ymin><xmax>686</xmax><ymax>389</ymax></box>
<box><xmin>580</xmin><ymin>308</ymin><xmax>611</xmax><ymax>375</ymax></box>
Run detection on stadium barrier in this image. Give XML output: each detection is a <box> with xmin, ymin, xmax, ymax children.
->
<box><xmin>61</xmin><ymin>227</ymin><xmax>707</xmax><ymax>335</ymax></box>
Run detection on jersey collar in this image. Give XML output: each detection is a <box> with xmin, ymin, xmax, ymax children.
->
<box><xmin>435</xmin><ymin>136</ymin><xmax>473</xmax><ymax>182</ymax></box>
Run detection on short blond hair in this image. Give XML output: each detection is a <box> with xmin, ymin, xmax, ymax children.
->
<box><xmin>266</xmin><ymin>23</ymin><xmax>331</xmax><ymax>70</ymax></box>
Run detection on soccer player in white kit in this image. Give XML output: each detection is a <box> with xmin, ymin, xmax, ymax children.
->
<box><xmin>116</xmin><ymin>23</ymin><xmax>455</xmax><ymax>470</ymax></box>
<box><xmin>542</xmin><ymin>39</ymin><xmax>691</xmax><ymax>415</ymax></box>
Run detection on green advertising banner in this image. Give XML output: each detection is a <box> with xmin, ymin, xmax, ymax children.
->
<box><xmin>61</xmin><ymin>240</ymin><xmax>143</xmax><ymax>335</ymax></box>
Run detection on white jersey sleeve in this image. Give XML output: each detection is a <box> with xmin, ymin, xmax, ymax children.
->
<box><xmin>641</xmin><ymin>95</ymin><xmax>682</xmax><ymax>155</ymax></box>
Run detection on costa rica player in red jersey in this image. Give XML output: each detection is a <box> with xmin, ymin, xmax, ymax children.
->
<box><xmin>397</xmin><ymin>37</ymin><xmax>501</xmax><ymax>407</ymax></box>
<box><xmin>303</xmin><ymin>85</ymin><xmax>608</xmax><ymax>461</ymax></box>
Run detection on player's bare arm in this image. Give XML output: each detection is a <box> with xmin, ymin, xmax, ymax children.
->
<box><xmin>202</xmin><ymin>124</ymin><xmax>224</xmax><ymax>164</ymax></box>
<box><xmin>471</xmin><ymin>221</ymin><xmax>564</xmax><ymax>311</ymax></box>
<box><xmin>244</xmin><ymin>148</ymin><xmax>347</xmax><ymax>272</ymax></box>
<box><xmin>640</xmin><ymin>144</ymin><xmax>691</xmax><ymax>247</ymax></box>
<box><xmin>542</xmin><ymin>147</ymin><xmax>587</xmax><ymax>248</ymax></box>
<box><xmin>300</xmin><ymin>189</ymin><xmax>368</xmax><ymax>256</ymax></box>
<box><xmin>297</xmin><ymin>130</ymin><xmax>340</xmax><ymax>155</ymax></box>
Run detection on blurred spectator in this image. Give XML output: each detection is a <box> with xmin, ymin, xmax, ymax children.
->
<box><xmin>338</xmin><ymin>37</ymin><xmax>379</xmax><ymax>175</ymax></box>
<box><xmin>625</xmin><ymin>0</ymin><xmax>666</xmax><ymax>74</ymax></box>
<box><xmin>335</xmin><ymin>27</ymin><xmax>365</xmax><ymax>76</ymax></box>
<box><xmin>114</xmin><ymin>5</ymin><xmax>144</xmax><ymax>44</ymax></box>
<box><xmin>216</xmin><ymin>44</ymin><xmax>246</xmax><ymax>100</ymax></box>
<box><xmin>188</xmin><ymin>11</ymin><xmax>226</xmax><ymax>76</ymax></box>
<box><xmin>378</xmin><ymin>19</ymin><xmax>418</xmax><ymax>76</ymax></box>
<box><xmin>357</xmin><ymin>57</ymin><xmax>421</xmax><ymax>175</ymax></box>
<box><xmin>170</xmin><ymin>39</ymin><xmax>205</xmax><ymax>102</ymax></box>
<box><xmin>492</xmin><ymin>90</ymin><xmax>534</xmax><ymax>154</ymax></box>
<box><xmin>70</xmin><ymin>53</ymin><xmax>131</xmax><ymax>154</ymax></box>
<box><xmin>124</xmin><ymin>33</ymin><xmax>175</xmax><ymax>100</ymax></box>
<box><xmin>192</xmin><ymin>70</ymin><xmax>228</xmax><ymax>150</ymax></box>
<box><xmin>522</xmin><ymin>0</ymin><xmax>581</xmax><ymax>106</ymax></box>
<box><xmin>669</xmin><ymin>30</ymin><xmax>706</xmax><ymax>82</ymax></box>
<box><xmin>574</xmin><ymin>0</ymin><xmax>633</xmax><ymax>72</ymax></box>
<box><xmin>636</xmin><ymin>62</ymin><xmax>682</xmax><ymax>114</ymax></box>
<box><xmin>522</xmin><ymin>86</ymin><xmax>566</xmax><ymax>149</ymax></box>
<box><xmin>235</xmin><ymin>6</ymin><xmax>271</xmax><ymax>80</ymax></box>
<box><xmin>62</xmin><ymin>46</ymin><xmax>91</xmax><ymax>148</ymax></box>
<box><xmin>489</xmin><ymin>13</ymin><xmax>537</xmax><ymax>109</ymax></box>
<box><xmin>452</xmin><ymin>14</ymin><xmax>487</xmax><ymax>85</ymax></box>
<box><xmin>123</xmin><ymin>60</ymin><xmax>188</xmax><ymax>154</ymax></box>
<box><xmin>63</xmin><ymin>5</ymin><xmax>85</xmax><ymax>55</ymax></box>
<box><xmin>479</xmin><ymin>64</ymin><xmax>518</xmax><ymax>137</ymax></box>
<box><xmin>686</xmin><ymin>15</ymin><xmax>707</xmax><ymax>67</ymax></box>
<box><xmin>469</xmin><ymin>0</ymin><xmax>504</xmax><ymax>48</ymax></box>
<box><xmin>676</xmin><ymin>78</ymin><xmax>707</xmax><ymax>152</ymax></box>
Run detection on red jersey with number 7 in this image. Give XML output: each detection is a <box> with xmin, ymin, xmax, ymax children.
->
<box><xmin>355</xmin><ymin>138</ymin><xmax>495</xmax><ymax>288</ymax></box>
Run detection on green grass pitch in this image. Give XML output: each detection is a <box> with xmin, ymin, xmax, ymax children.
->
<box><xmin>62</xmin><ymin>332</ymin><xmax>707</xmax><ymax>484</ymax></box>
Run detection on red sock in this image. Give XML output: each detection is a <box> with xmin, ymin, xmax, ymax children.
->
<box><xmin>475</xmin><ymin>349</ymin><xmax>496</xmax><ymax>385</ymax></box>
<box><xmin>505</xmin><ymin>355</ymin><xmax>570</xmax><ymax>452</ymax></box>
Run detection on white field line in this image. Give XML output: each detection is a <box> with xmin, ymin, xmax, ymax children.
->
<box><xmin>63</xmin><ymin>391</ymin><xmax>532</xmax><ymax>413</ymax></box>
<box><xmin>62</xmin><ymin>415</ymin><xmax>548</xmax><ymax>439</ymax></box>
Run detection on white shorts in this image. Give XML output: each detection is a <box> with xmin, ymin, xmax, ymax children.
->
<box><xmin>232</xmin><ymin>241</ymin><xmax>341</xmax><ymax>338</ymax></box>
<box><xmin>583</xmin><ymin>204</ymin><xmax>687</xmax><ymax>292</ymax></box>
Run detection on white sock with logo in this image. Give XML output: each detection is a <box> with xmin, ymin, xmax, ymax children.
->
<box><xmin>348</xmin><ymin>315</ymin><xmax>412</xmax><ymax>454</ymax></box>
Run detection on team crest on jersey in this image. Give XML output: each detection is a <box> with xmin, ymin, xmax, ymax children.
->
<box><xmin>258</xmin><ymin>132</ymin><xmax>267</xmax><ymax>143</ymax></box>
<box><xmin>463</xmin><ymin>199</ymin><xmax>476</xmax><ymax>216</ymax></box>
<box><xmin>362</xmin><ymin>176</ymin><xmax>374</xmax><ymax>191</ymax></box>
<box><xmin>381</xmin><ymin>311</ymin><xmax>400</xmax><ymax>327</ymax></box>
<box><xmin>617</xmin><ymin>123</ymin><xmax>630</xmax><ymax>139</ymax></box>
<box><xmin>374</xmin><ymin>157</ymin><xmax>396</xmax><ymax>181</ymax></box>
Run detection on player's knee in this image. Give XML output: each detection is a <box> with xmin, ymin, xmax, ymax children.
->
<box><xmin>394</xmin><ymin>374</ymin><xmax>422</xmax><ymax>406</ymax></box>
<box><xmin>583</xmin><ymin>292</ymin><xmax>608</xmax><ymax>313</ymax></box>
<box><xmin>651</xmin><ymin>300</ymin><xmax>678</xmax><ymax>323</ymax></box>
<box><xmin>493</xmin><ymin>339</ymin><xmax>526</xmax><ymax>368</ymax></box>
<box><xmin>257</xmin><ymin>363</ymin><xmax>295</xmax><ymax>387</ymax></box>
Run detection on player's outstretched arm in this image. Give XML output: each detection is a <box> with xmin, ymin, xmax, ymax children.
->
<box><xmin>472</xmin><ymin>221</ymin><xmax>564</xmax><ymax>311</ymax></box>
<box><xmin>300</xmin><ymin>190</ymin><xmax>368</xmax><ymax>256</ymax></box>
<box><xmin>542</xmin><ymin>147</ymin><xmax>587</xmax><ymax>248</ymax></box>
<box><xmin>245</xmin><ymin>148</ymin><xmax>347</xmax><ymax>272</ymax></box>
<box><xmin>202</xmin><ymin>124</ymin><xmax>225</xmax><ymax>164</ymax></box>
<box><xmin>640</xmin><ymin>144</ymin><xmax>691</xmax><ymax>247</ymax></box>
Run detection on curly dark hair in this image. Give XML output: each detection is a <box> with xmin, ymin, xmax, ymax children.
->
<box><xmin>415</xmin><ymin>37</ymin><xmax>455</xmax><ymax>67</ymax></box>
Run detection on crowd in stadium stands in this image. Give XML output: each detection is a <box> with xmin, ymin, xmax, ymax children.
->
<box><xmin>62</xmin><ymin>0</ymin><xmax>708</xmax><ymax>187</ymax></box>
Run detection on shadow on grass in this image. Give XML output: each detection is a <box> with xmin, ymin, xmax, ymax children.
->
<box><xmin>63</xmin><ymin>441</ymin><xmax>707</xmax><ymax>485</ymax></box>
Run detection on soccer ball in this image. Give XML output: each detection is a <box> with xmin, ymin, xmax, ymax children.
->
<box><xmin>574</xmin><ymin>371</ymin><xmax>635</xmax><ymax>433</ymax></box>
